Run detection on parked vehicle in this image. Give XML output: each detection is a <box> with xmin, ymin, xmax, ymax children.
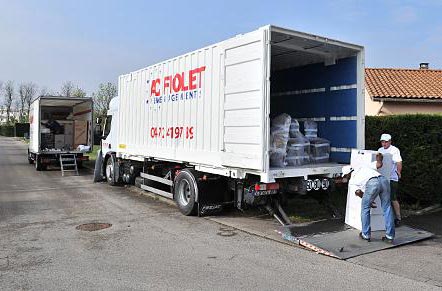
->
<box><xmin>95</xmin><ymin>25</ymin><xmax>364</xmax><ymax>222</ymax></box>
<box><xmin>28</xmin><ymin>96</ymin><xmax>93</xmax><ymax>170</ymax></box>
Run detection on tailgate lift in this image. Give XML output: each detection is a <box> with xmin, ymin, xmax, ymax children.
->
<box><xmin>277</xmin><ymin>219</ymin><xmax>433</xmax><ymax>259</ymax></box>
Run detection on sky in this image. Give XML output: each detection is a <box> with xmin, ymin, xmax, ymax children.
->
<box><xmin>1</xmin><ymin>0</ymin><xmax>441</xmax><ymax>96</ymax></box>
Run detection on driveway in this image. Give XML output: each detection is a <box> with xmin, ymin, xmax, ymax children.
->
<box><xmin>0</xmin><ymin>136</ymin><xmax>440</xmax><ymax>290</ymax></box>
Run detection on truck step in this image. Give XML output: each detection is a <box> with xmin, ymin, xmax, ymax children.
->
<box><xmin>59</xmin><ymin>154</ymin><xmax>79</xmax><ymax>176</ymax></box>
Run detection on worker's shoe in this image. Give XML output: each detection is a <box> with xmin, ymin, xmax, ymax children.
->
<box><xmin>359</xmin><ymin>232</ymin><xmax>371</xmax><ymax>242</ymax></box>
<box><xmin>394</xmin><ymin>219</ymin><xmax>401</xmax><ymax>227</ymax></box>
<box><xmin>382</xmin><ymin>236</ymin><xmax>394</xmax><ymax>244</ymax></box>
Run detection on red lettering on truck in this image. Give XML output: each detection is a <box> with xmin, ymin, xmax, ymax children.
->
<box><xmin>149</xmin><ymin>66</ymin><xmax>206</xmax><ymax>96</ymax></box>
<box><xmin>150</xmin><ymin>79</ymin><xmax>161</xmax><ymax>96</ymax></box>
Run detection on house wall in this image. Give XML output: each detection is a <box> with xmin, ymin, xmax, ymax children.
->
<box><xmin>365</xmin><ymin>89</ymin><xmax>383</xmax><ymax>116</ymax></box>
<box><xmin>365</xmin><ymin>90</ymin><xmax>442</xmax><ymax>116</ymax></box>
<box><xmin>382</xmin><ymin>102</ymin><xmax>442</xmax><ymax>115</ymax></box>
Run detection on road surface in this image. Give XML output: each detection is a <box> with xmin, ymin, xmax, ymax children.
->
<box><xmin>0</xmin><ymin>136</ymin><xmax>439</xmax><ymax>290</ymax></box>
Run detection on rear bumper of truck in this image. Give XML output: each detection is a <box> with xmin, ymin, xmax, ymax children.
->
<box><xmin>29</xmin><ymin>151</ymin><xmax>89</xmax><ymax>165</ymax></box>
<box><xmin>262</xmin><ymin>163</ymin><xmax>343</xmax><ymax>183</ymax></box>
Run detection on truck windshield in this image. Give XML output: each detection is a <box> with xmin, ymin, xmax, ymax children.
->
<box><xmin>103</xmin><ymin>115</ymin><xmax>112</xmax><ymax>137</ymax></box>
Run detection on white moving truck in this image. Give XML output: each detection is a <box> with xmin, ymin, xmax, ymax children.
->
<box><xmin>96</xmin><ymin>25</ymin><xmax>365</xmax><ymax>221</ymax></box>
<box><xmin>28</xmin><ymin>96</ymin><xmax>94</xmax><ymax>171</ymax></box>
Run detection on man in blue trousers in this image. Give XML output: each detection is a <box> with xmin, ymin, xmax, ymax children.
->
<box><xmin>342</xmin><ymin>153</ymin><xmax>395</xmax><ymax>243</ymax></box>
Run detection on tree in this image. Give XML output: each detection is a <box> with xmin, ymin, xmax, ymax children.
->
<box><xmin>3</xmin><ymin>81</ymin><xmax>15</xmax><ymax>124</ymax></box>
<box><xmin>61</xmin><ymin>81</ymin><xmax>86</xmax><ymax>98</ymax></box>
<box><xmin>40</xmin><ymin>86</ymin><xmax>52</xmax><ymax>97</ymax></box>
<box><xmin>18</xmin><ymin>84</ymin><xmax>27</xmax><ymax>122</ymax></box>
<box><xmin>18</xmin><ymin>83</ymin><xmax>38</xmax><ymax>122</ymax></box>
<box><xmin>25</xmin><ymin>83</ymin><xmax>37</xmax><ymax>121</ymax></box>
<box><xmin>72</xmin><ymin>87</ymin><xmax>86</xmax><ymax>98</ymax></box>
<box><xmin>93</xmin><ymin>82</ymin><xmax>117</xmax><ymax>118</ymax></box>
<box><xmin>61</xmin><ymin>81</ymin><xmax>75</xmax><ymax>97</ymax></box>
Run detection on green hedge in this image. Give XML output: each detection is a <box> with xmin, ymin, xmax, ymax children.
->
<box><xmin>365</xmin><ymin>114</ymin><xmax>442</xmax><ymax>203</ymax></box>
<box><xmin>0</xmin><ymin>125</ymin><xmax>14</xmax><ymax>137</ymax></box>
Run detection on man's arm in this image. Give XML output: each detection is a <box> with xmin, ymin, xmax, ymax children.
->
<box><xmin>375</xmin><ymin>153</ymin><xmax>383</xmax><ymax>169</ymax></box>
<box><xmin>349</xmin><ymin>171</ymin><xmax>364</xmax><ymax>197</ymax></box>
<box><xmin>396</xmin><ymin>161</ymin><xmax>402</xmax><ymax>179</ymax></box>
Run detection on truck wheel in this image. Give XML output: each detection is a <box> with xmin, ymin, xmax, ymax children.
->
<box><xmin>105</xmin><ymin>157</ymin><xmax>116</xmax><ymax>186</ymax></box>
<box><xmin>174</xmin><ymin>169</ymin><xmax>199</xmax><ymax>216</ymax></box>
<box><xmin>134</xmin><ymin>176</ymin><xmax>143</xmax><ymax>188</ymax></box>
<box><xmin>35</xmin><ymin>156</ymin><xmax>42</xmax><ymax>171</ymax></box>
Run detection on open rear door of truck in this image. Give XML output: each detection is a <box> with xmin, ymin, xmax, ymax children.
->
<box><xmin>220</xmin><ymin>27</ymin><xmax>269</xmax><ymax>171</ymax></box>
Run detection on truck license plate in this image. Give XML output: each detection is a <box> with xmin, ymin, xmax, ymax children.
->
<box><xmin>306</xmin><ymin>179</ymin><xmax>330</xmax><ymax>191</ymax></box>
<box><xmin>254</xmin><ymin>189</ymin><xmax>278</xmax><ymax>196</ymax></box>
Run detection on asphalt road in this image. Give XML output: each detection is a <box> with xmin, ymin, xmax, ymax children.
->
<box><xmin>0</xmin><ymin>136</ymin><xmax>440</xmax><ymax>290</ymax></box>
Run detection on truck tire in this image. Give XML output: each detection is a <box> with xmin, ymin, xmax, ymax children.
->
<box><xmin>174</xmin><ymin>169</ymin><xmax>199</xmax><ymax>216</ymax></box>
<box><xmin>134</xmin><ymin>176</ymin><xmax>143</xmax><ymax>188</ymax></box>
<box><xmin>105</xmin><ymin>156</ymin><xmax>117</xmax><ymax>186</ymax></box>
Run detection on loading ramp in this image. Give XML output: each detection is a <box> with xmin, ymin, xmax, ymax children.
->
<box><xmin>278</xmin><ymin>219</ymin><xmax>433</xmax><ymax>259</ymax></box>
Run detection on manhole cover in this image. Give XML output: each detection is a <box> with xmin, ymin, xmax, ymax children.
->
<box><xmin>76</xmin><ymin>223</ymin><xmax>112</xmax><ymax>231</ymax></box>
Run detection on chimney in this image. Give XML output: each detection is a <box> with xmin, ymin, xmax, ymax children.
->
<box><xmin>419</xmin><ymin>62</ymin><xmax>429</xmax><ymax>70</ymax></box>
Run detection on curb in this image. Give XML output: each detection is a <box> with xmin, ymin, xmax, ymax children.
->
<box><xmin>126</xmin><ymin>185</ymin><xmax>177</xmax><ymax>207</ymax></box>
<box><xmin>126</xmin><ymin>185</ymin><xmax>298</xmax><ymax>249</ymax></box>
<box><xmin>404</xmin><ymin>204</ymin><xmax>442</xmax><ymax>217</ymax></box>
<box><xmin>205</xmin><ymin>216</ymin><xmax>295</xmax><ymax>248</ymax></box>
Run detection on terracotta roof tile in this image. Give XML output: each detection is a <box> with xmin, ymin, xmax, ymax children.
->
<box><xmin>365</xmin><ymin>68</ymin><xmax>442</xmax><ymax>100</ymax></box>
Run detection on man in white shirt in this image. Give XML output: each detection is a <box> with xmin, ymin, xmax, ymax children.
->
<box><xmin>342</xmin><ymin>153</ymin><xmax>395</xmax><ymax>242</ymax></box>
<box><xmin>378</xmin><ymin>133</ymin><xmax>403</xmax><ymax>226</ymax></box>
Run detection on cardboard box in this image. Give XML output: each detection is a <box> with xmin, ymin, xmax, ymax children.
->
<box><xmin>64</xmin><ymin>134</ymin><xmax>73</xmax><ymax>149</ymax></box>
<box><xmin>54</xmin><ymin>134</ymin><xmax>65</xmax><ymax>149</ymax></box>
<box><xmin>74</xmin><ymin>120</ymin><xmax>88</xmax><ymax>148</ymax></box>
<box><xmin>64</xmin><ymin>123</ymin><xmax>74</xmax><ymax>135</ymax></box>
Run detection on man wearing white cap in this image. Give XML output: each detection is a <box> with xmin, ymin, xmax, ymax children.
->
<box><xmin>378</xmin><ymin>133</ymin><xmax>403</xmax><ymax>226</ymax></box>
<box><xmin>342</xmin><ymin>153</ymin><xmax>395</xmax><ymax>242</ymax></box>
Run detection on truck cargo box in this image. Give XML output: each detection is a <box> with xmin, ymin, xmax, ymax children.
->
<box><xmin>115</xmin><ymin>25</ymin><xmax>364</xmax><ymax>182</ymax></box>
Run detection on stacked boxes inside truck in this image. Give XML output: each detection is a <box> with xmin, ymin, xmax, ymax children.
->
<box><xmin>39</xmin><ymin>108</ymin><xmax>75</xmax><ymax>151</ymax></box>
<box><xmin>270</xmin><ymin>55</ymin><xmax>359</xmax><ymax>167</ymax></box>
<box><xmin>28</xmin><ymin>96</ymin><xmax>93</xmax><ymax>171</ymax></box>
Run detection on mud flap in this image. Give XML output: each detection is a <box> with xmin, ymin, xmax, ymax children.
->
<box><xmin>93</xmin><ymin>149</ymin><xmax>104</xmax><ymax>182</ymax></box>
<box><xmin>278</xmin><ymin>220</ymin><xmax>433</xmax><ymax>259</ymax></box>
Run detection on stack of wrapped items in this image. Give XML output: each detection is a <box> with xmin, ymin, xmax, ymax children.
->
<box><xmin>269</xmin><ymin>113</ymin><xmax>291</xmax><ymax>167</ymax></box>
<box><xmin>285</xmin><ymin>119</ymin><xmax>311</xmax><ymax>166</ymax></box>
<box><xmin>304</xmin><ymin>120</ymin><xmax>330</xmax><ymax>163</ymax></box>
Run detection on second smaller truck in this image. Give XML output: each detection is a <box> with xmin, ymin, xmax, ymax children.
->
<box><xmin>28</xmin><ymin>96</ymin><xmax>94</xmax><ymax>171</ymax></box>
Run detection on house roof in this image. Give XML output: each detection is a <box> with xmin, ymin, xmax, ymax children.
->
<box><xmin>365</xmin><ymin>68</ymin><xmax>442</xmax><ymax>101</ymax></box>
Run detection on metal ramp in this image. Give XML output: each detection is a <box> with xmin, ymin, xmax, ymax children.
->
<box><xmin>278</xmin><ymin>220</ymin><xmax>434</xmax><ymax>259</ymax></box>
<box><xmin>59</xmin><ymin>154</ymin><xmax>79</xmax><ymax>176</ymax></box>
